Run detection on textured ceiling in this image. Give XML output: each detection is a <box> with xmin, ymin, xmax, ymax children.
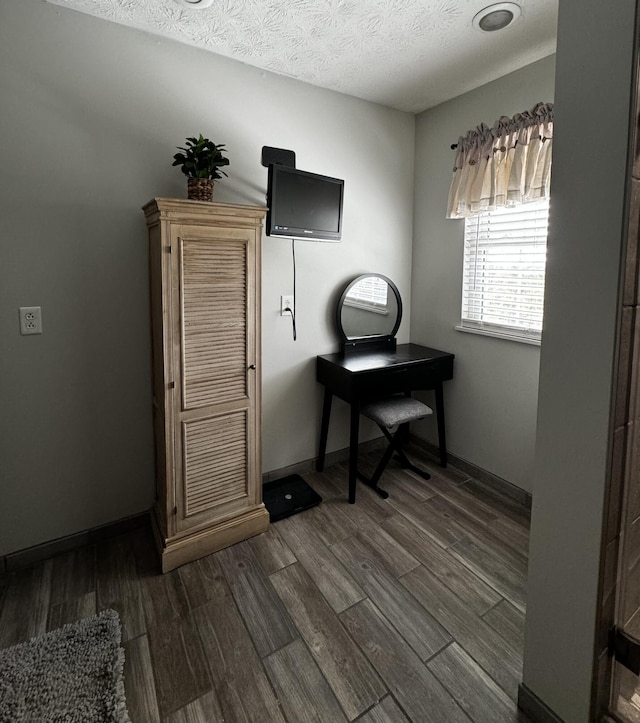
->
<box><xmin>43</xmin><ymin>0</ymin><xmax>558</xmax><ymax>113</ymax></box>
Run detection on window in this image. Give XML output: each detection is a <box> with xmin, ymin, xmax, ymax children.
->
<box><xmin>458</xmin><ymin>198</ymin><xmax>550</xmax><ymax>343</ymax></box>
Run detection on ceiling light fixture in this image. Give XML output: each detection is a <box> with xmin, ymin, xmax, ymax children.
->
<box><xmin>472</xmin><ymin>2</ymin><xmax>522</xmax><ymax>32</ymax></box>
<box><xmin>173</xmin><ymin>0</ymin><xmax>214</xmax><ymax>8</ymax></box>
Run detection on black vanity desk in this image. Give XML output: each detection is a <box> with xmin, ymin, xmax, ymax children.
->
<box><xmin>316</xmin><ymin>343</ymin><xmax>455</xmax><ymax>503</ymax></box>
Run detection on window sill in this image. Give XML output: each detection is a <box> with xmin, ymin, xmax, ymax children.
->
<box><xmin>343</xmin><ymin>299</ymin><xmax>389</xmax><ymax>315</ymax></box>
<box><xmin>455</xmin><ymin>325</ymin><xmax>541</xmax><ymax>346</ymax></box>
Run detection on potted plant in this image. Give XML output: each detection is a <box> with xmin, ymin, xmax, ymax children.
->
<box><xmin>172</xmin><ymin>134</ymin><xmax>229</xmax><ymax>202</ymax></box>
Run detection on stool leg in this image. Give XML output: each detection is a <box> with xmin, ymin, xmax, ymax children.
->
<box><xmin>357</xmin><ymin>440</ymin><xmax>393</xmax><ymax>499</ymax></box>
<box><xmin>395</xmin><ymin>451</ymin><xmax>432</xmax><ymax>481</ymax></box>
<box><xmin>357</xmin><ymin>421</ymin><xmax>431</xmax><ymax>500</ymax></box>
<box><xmin>376</xmin><ymin>427</ymin><xmax>431</xmax><ymax>482</ymax></box>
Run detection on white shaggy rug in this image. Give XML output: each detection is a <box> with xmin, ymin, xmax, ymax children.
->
<box><xmin>0</xmin><ymin>609</ymin><xmax>130</xmax><ymax>723</ymax></box>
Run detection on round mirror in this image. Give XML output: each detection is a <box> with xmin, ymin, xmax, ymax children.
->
<box><xmin>336</xmin><ymin>274</ymin><xmax>402</xmax><ymax>345</ymax></box>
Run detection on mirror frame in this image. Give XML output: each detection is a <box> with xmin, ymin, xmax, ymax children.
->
<box><xmin>336</xmin><ymin>273</ymin><xmax>403</xmax><ymax>353</ymax></box>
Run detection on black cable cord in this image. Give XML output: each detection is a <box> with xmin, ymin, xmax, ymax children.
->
<box><xmin>286</xmin><ymin>238</ymin><xmax>297</xmax><ymax>341</ymax></box>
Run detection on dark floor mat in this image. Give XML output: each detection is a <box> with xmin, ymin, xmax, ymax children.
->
<box><xmin>262</xmin><ymin>474</ymin><xmax>322</xmax><ymax>522</ymax></box>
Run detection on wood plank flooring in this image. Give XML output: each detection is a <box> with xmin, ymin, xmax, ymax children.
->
<box><xmin>0</xmin><ymin>448</ymin><xmax>533</xmax><ymax>722</ymax></box>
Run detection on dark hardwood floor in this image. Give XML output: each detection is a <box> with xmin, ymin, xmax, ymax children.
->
<box><xmin>0</xmin><ymin>448</ymin><xmax>532</xmax><ymax>722</ymax></box>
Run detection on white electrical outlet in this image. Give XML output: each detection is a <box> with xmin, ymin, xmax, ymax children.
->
<box><xmin>280</xmin><ymin>295</ymin><xmax>294</xmax><ymax>316</ymax></box>
<box><xmin>19</xmin><ymin>306</ymin><xmax>43</xmax><ymax>335</ymax></box>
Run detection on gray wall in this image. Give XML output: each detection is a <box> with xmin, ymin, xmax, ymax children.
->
<box><xmin>0</xmin><ymin>0</ymin><xmax>415</xmax><ymax>556</ymax></box>
<box><xmin>523</xmin><ymin>0</ymin><xmax>637</xmax><ymax>720</ymax></box>
<box><xmin>411</xmin><ymin>56</ymin><xmax>556</xmax><ymax>493</ymax></box>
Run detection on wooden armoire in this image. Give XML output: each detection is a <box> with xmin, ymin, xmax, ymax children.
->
<box><xmin>142</xmin><ymin>198</ymin><xmax>268</xmax><ymax>572</ymax></box>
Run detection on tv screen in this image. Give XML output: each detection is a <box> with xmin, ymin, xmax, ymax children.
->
<box><xmin>266</xmin><ymin>165</ymin><xmax>344</xmax><ymax>242</ymax></box>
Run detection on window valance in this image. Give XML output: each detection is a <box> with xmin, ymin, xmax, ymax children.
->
<box><xmin>446</xmin><ymin>101</ymin><xmax>553</xmax><ymax>219</ymax></box>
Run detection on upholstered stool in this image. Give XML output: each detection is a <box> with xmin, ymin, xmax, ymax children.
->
<box><xmin>358</xmin><ymin>395</ymin><xmax>433</xmax><ymax>499</ymax></box>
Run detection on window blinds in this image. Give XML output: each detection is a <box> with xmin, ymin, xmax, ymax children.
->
<box><xmin>345</xmin><ymin>275</ymin><xmax>389</xmax><ymax>312</ymax></box>
<box><xmin>461</xmin><ymin>198</ymin><xmax>549</xmax><ymax>341</ymax></box>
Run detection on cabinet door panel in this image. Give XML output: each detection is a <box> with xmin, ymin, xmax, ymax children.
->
<box><xmin>180</xmin><ymin>410</ymin><xmax>249</xmax><ymax>527</ymax></box>
<box><xmin>178</xmin><ymin>234</ymin><xmax>249</xmax><ymax>411</ymax></box>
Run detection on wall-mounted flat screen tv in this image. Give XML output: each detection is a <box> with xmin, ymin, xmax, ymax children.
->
<box><xmin>266</xmin><ymin>165</ymin><xmax>344</xmax><ymax>242</ymax></box>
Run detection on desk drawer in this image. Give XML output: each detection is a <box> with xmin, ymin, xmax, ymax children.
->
<box><xmin>356</xmin><ymin>357</ymin><xmax>453</xmax><ymax>396</ymax></box>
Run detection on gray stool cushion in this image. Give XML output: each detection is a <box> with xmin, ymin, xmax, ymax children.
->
<box><xmin>361</xmin><ymin>395</ymin><xmax>433</xmax><ymax>429</ymax></box>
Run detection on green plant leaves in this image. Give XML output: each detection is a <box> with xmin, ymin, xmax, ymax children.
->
<box><xmin>172</xmin><ymin>134</ymin><xmax>229</xmax><ymax>179</ymax></box>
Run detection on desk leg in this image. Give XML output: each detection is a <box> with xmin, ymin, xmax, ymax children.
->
<box><xmin>349</xmin><ymin>402</ymin><xmax>360</xmax><ymax>504</ymax></box>
<box><xmin>317</xmin><ymin>389</ymin><xmax>333</xmax><ymax>472</ymax></box>
<box><xmin>434</xmin><ymin>382</ymin><xmax>448</xmax><ymax>467</ymax></box>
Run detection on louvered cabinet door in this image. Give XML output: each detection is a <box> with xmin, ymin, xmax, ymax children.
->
<box><xmin>172</xmin><ymin>225</ymin><xmax>259</xmax><ymax>534</ymax></box>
